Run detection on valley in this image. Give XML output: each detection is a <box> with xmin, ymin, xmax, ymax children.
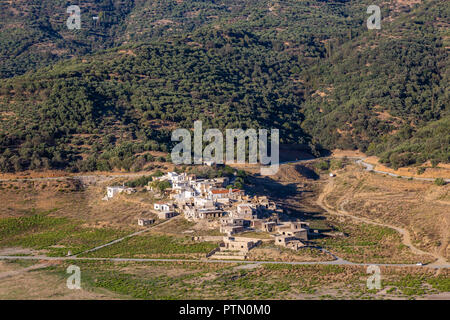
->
<box><xmin>0</xmin><ymin>157</ymin><xmax>448</xmax><ymax>299</ymax></box>
<box><xmin>0</xmin><ymin>0</ymin><xmax>448</xmax><ymax>302</ymax></box>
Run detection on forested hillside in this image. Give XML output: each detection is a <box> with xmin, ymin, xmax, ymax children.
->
<box><xmin>301</xmin><ymin>0</ymin><xmax>449</xmax><ymax>168</ymax></box>
<box><xmin>0</xmin><ymin>0</ymin><xmax>369</xmax><ymax>78</ymax></box>
<box><xmin>0</xmin><ymin>37</ymin><xmax>311</xmax><ymax>172</ymax></box>
<box><xmin>0</xmin><ymin>0</ymin><xmax>135</xmax><ymax>78</ymax></box>
<box><xmin>0</xmin><ymin>0</ymin><xmax>448</xmax><ymax>172</ymax></box>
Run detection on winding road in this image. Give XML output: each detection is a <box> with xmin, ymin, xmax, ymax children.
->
<box><xmin>356</xmin><ymin>159</ymin><xmax>450</xmax><ymax>183</ymax></box>
<box><xmin>0</xmin><ymin>157</ymin><xmax>447</xmax><ymax>183</ymax></box>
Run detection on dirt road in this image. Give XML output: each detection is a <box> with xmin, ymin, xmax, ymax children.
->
<box><xmin>316</xmin><ymin>178</ymin><xmax>448</xmax><ymax>267</ymax></box>
<box><xmin>0</xmin><ymin>254</ymin><xmax>448</xmax><ymax>269</ymax></box>
<box><xmin>74</xmin><ymin>216</ymin><xmax>177</xmax><ymax>257</ymax></box>
<box><xmin>356</xmin><ymin>159</ymin><xmax>450</xmax><ymax>182</ymax></box>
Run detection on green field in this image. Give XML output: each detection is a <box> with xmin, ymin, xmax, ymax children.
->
<box><xmin>81</xmin><ymin>233</ymin><xmax>218</xmax><ymax>259</ymax></box>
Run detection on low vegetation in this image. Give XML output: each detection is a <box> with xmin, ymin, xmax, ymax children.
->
<box><xmin>314</xmin><ymin>218</ymin><xmax>430</xmax><ymax>264</ymax></box>
<box><xmin>1</xmin><ymin>1</ymin><xmax>448</xmax><ymax>173</ymax></box>
<box><xmin>36</xmin><ymin>260</ymin><xmax>450</xmax><ymax>300</ymax></box>
<box><xmin>82</xmin><ymin>233</ymin><xmax>218</xmax><ymax>259</ymax></box>
<box><xmin>0</xmin><ymin>211</ymin><xmax>129</xmax><ymax>256</ymax></box>
<box><xmin>434</xmin><ymin>178</ymin><xmax>446</xmax><ymax>186</ymax></box>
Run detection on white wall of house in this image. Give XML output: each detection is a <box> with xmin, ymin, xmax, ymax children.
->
<box><xmin>154</xmin><ymin>203</ymin><xmax>173</xmax><ymax>211</ymax></box>
<box><xmin>194</xmin><ymin>197</ymin><xmax>214</xmax><ymax>209</ymax></box>
<box><xmin>107</xmin><ymin>186</ymin><xmax>125</xmax><ymax>198</ymax></box>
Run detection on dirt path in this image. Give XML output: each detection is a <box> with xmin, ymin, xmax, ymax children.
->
<box><xmin>316</xmin><ymin>178</ymin><xmax>448</xmax><ymax>266</ymax></box>
<box><xmin>75</xmin><ymin>216</ymin><xmax>177</xmax><ymax>257</ymax></box>
<box><xmin>0</xmin><ymin>263</ymin><xmax>50</xmax><ymax>280</ymax></box>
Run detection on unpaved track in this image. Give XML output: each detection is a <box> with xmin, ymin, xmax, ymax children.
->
<box><xmin>356</xmin><ymin>159</ymin><xmax>450</xmax><ymax>182</ymax></box>
<box><xmin>0</xmin><ymin>254</ymin><xmax>448</xmax><ymax>269</ymax></box>
<box><xmin>0</xmin><ymin>173</ymin><xmax>149</xmax><ymax>183</ymax></box>
<box><xmin>0</xmin><ymin>157</ymin><xmax>447</xmax><ymax>183</ymax></box>
<box><xmin>316</xmin><ymin>178</ymin><xmax>448</xmax><ymax>267</ymax></box>
<box><xmin>0</xmin><ymin>217</ymin><xmax>177</xmax><ymax>283</ymax></box>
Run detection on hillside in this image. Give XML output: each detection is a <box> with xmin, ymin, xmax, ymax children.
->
<box><xmin>301</xmin><ymin>0</ymin><xmax>449</xmax><ymax>167</ymax></box>
<box><xmin>0</xmin><ymin>37</ymin><xmax>312</xmax><ymax>172</ymax></box>
<box><xmin>0</xmin><ymin>0</ymin><xmax>367</xmax><ymax>78</ymax></box>
<box><xmin>0</xmin><ymin>0</ymin><xmax>137</xmax><ymax>78</ymax></box>
<box><xmin>0</xmin><ymin>0</ymin><xmax>448</xmax><ymax>173</ymax></box>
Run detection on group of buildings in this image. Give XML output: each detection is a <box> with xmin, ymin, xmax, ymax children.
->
<box><xmin>104</xmin><ymin>171</ymin><xmax>313</xmax><ymax>252</ymax></box>
<box><xmin>151</xmin><ymin>171</ymin><xmax>312</xmax><ymax>251</ymax></box>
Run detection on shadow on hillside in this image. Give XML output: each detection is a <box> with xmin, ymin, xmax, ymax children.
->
<box><xmin>246</xmin><ymin>174</ymin><xmax>327</xmax><ymax>224</ymax></box>
<box><xmin>294</xmin><ymin>165</ymin><xmax>320</xmax><ymax>180</ymax></box>
<box><xmin>246</xmin><ymin>175</ymin><xmax>298</xmax><ymax>199</ymax></box>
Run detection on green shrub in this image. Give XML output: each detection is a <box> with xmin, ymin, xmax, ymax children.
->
<box><xmin>125</xmin><ymin>176</ymin><xmax>153</xmax><ymax>187</ymax></box>
<box><xmin>330</xmin><ymin>159</ymin><xmax>343</xmax><ymax>170</ymax></box>
<box><xmin>315</xmin><ymin>160</ymin><xmax>330</xmax><ymax>171</ymax></box>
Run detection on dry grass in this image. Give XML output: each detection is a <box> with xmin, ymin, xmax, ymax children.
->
<box><xmin>7</xmin><ymin>260</ymin><xmax>446</xmax><ymax>300</ymax></box>
<box><xmin>247</xmin><ymin>244</ymin><xmax>334</xmax><ymax>262</ymax></box>
<box><xmin>0</xmin><ymin>260</ymin><xmax>124</xmax><ymax>300</ymax></box>
<box><xmin>324</xmin><ymin>164</ymin><xmax>449</xmax><ymax>261</ymax></box>
<box><xmin>0</xmin><ymin>179</ymin><xmax>156</xmax><ymax>230</ymax></box>
<box><xmin>364</xmin><ymin>156</ymin><xmax>450</xmax><ymax>179</ymax></box>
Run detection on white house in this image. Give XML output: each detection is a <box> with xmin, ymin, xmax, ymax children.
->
<box><xmin>138</xmin><ymin>218</ymin><xmax>155</xmax><ymax>226</ymax></box>
<box><xmin>167</xmin><ymin>172</ymin><xmax>188</xmax><ymax>183</ymax></box>
<box><xmin>106</xmin><ymin>186</ymin><xmax>135</xmax><ymax>199</ymax></box>
<box><xmin>191</xmin><ymin>179</ymin><xmax>215</xmax><ymax>194</ymax></box>
<box><xmin>167</xmin><ymin>172</ymin><xmax>179</xmax><ymax>179</ymax></box>
<box><xmin>173</xmin><ymin>180</ymin><xmax>189</xmax><ymax>190</ymax></box>
<box><xmin>107</xmin><ymin>186</ymin><xmax>125</xmax><ymax>198</ymax></box>
<box><xmin>154</xmin><ymin>202</ymin><xmax>174</xmax><ymax>212</ymax></box>
<box><xmin>181</xmin><ymin>188</ymin><xmax>198</xmax><ymax>200</ymax></box>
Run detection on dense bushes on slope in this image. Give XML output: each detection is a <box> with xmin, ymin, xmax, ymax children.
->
<box><xmin>0</xmin><ymin>0</ymin><xmax>448</xmax><ymax>172</ymax></box>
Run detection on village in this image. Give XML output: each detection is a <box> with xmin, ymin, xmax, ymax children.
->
<box><xmin>103</xmin><ymin>170</ymin><xmax>316</xmax><ymax>259</ymax></box>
